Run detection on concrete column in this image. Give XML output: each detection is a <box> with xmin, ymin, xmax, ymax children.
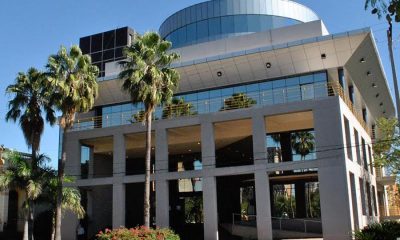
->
<box><xmin>155</xmin><ymin>128</ymin><xmax>169</xmax><ymax>227</ymax></box>
<box><xmin>203</xmin><ymin>177</ymin><xmax>219</xmax><ymax>240</ymax></box>
<box><xmin>252</xmin><ymin>112</ymin><xmax>267</xmax><ymax>165</ymax></box>
<box><xmin>113</xmin><ymin>133</ymin><xmax>126</xmax><ymax>177</ymax></box>
<box><xmin>314</xmin><ymin>99</ymin><xmax>352</xmax><ymax>240</ymax></box>
<box><xmin>112</xmin><ymin>183</ymin><xmax>125</xmax><ymax>228</ymax></box>
<box><xmin>64</xmin><ymin>136</ymin><xmax>81</xmax><ymax>178</ymax></box>
<box><xmin>254</xmin><ymin>170</ymin><xmax>273</xmax><ymax>240</ymax></box>
<box><xmin>201</xmin><ymin>120</ymin><xmax>219</xmax><ymax>239</ymax></box>
<box><xmin>201</xmin><ymin>121</ymin><xmax>215</xmax><ymax>169</ymax></box>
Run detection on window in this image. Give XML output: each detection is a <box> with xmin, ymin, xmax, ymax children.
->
<box><xmin>372</xmin><ymin>185</ymin><xmax>378</xmax><ymax>216</ymax></box>
<box><xmin>362</xmin><ymin>108</ymin><xmax>367</xmax><ymax>122</ymax></box>
<box><xmin>338</xmin><ymin>68</ymin><xmax>346</xmax><ymax>88</ymax></box>
<box><xmin>359</xmin><ymin>178</ymin><xmax>366</xmax><ymax>215</ymax></box>
<box><xmin>362</xmin><ymin>138</ymin><xmax>368</xmax><ymax>171</ymax></box>
<box><xmin>366</xmin><ymin>182</ymin><xmax>373</xmax><ymax>216</ymax></box>
<box><xmin>349</xmin><ymin>173</ymin><xmax>359</xmax><ymax>230</ymax></box>
<box><xmin>344</xmin><ymin>117</ymin><xmax>353</xmax><ymax>160</ymax></box>
<box><xmin>349</xmin><ymin>86</ymin><xmax>354</xmax><ymax>104</ymax></box>
<box><xmin>368</xmin><ymin>146</ymin><xmax>374</xmax><ymax>173</ymax></box>
<box><xmin>354</xmin><ymin>129</ymin><xmax>361</xmax><ymax>165</ymax></box>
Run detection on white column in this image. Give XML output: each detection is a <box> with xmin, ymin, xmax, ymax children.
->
<box><xmin>112</xmin><ymin>183</ymin><xmax>125</xmax><ymax>228</ymax></box>
<box><xmin>203</xmin><ymin>177</ymin><xmax>219</xmax><ymax>240</ymax></box>
<box><xmin>113</xmin><ymin>133</ymin><xmax>126</xmax><ymax>177</ymax></box>
<box><xmin>201</xmin><ymin>121</ymin><xmax>219</xmax><ymax>240</ymax></box>
<box><xmin>254</xmin><ymin>170</ymin><xmax>273</xmax><ymax>240</ymax></box>
<box><xmin>155</xmin><ymin>128</ymin><xmax>169</xmax><ymax>227</ymax></box>
<box><xmin>314</xmin><ymin>100</ymin><xmax>352</xmax><ymax>240</ymax></box>
<box><xmin>252</xmin><ymin>112</ymin><xmax>267</xmax><ymax>165</ymax></box>
<box><xmin>64</xmin><ymin>137</ymin><xmax>81</xmax><ymax>178</ymax></box>
<box><xmin>112</xmin><ymin>133</ymin><xmax>126</xmax><ymax>228</ymax></box>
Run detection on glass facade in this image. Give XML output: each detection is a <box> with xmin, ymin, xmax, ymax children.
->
<box><xmin>72</xmin><ymin>71</ymin><xmax>328</xmax><ymax>130</ymax></box>
<box><xmin>165</xmin><ymin>15</ymin><xmax>301</xmax><ymax>48</ymax></box>
<box><xmin>159</xmin><ymin>0</ymin><xmax>320</xmax><ymax>49</ymax></box>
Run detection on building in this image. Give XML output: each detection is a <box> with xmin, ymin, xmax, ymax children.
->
<box><xmin>61</xmin><ymin>0</ymin><xmax>398</xmax><ymax>239</ymax></box>
<box><xmin>0</xmin><ymin>147</ymin><xmax>32</xmax><ymax>238</ymax></box>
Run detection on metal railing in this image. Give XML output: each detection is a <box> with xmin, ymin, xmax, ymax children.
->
<box><xmin>271</xmin><ymin>217</ymin><xmax>322</xmax><ymax>234</ymax></box>
<box><xmin>70</xmin><ymin>81</ymin><xmax>370</xmax><ymax>135</ymax></box>
<box><xmin>231</xmin><ymin>213</ymin><xmax>322</xmax><ymax>234</ymax></box>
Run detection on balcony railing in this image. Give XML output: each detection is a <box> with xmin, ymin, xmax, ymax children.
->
<box><xmin>71</xmin><ymin>81</ymin><xmax>370</xmax><ymax>134</ymax></box>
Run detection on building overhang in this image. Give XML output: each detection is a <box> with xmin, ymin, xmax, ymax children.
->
<box><xmin>93</xmin><ymin>27</ymin><xmax>395</xmax><ymax>121</ymax></box>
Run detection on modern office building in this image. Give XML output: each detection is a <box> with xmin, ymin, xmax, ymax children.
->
<box><xmin>61</xmin><ymin>0</ymin><xmax>398</xmax><ymax>239</ymax></box>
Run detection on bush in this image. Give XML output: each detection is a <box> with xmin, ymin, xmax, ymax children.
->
<box><xmin>96</xmin><ymin>226</ymin><xmax>180</xmax><ymax>240</ymax></box>
<box><xmin>354</xmin><ymin>221</ymin><xmax>400</xmax><ymax>240</ymax></box>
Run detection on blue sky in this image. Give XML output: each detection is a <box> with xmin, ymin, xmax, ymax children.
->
<box><xmin>0</xmin><ymin>0</ymin><xmax>399</xmax><ymax>169</ymax></box>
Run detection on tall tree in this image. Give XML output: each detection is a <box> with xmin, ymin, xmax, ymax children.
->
<box><xmin>46</xmin><ymin>45</ymin><xmax>98</xmax><ymax>240</ymax></box>
<box><xmin>220</xmin><ymin>93</ymin><xmax>257</xmax><ymax>111</ymax></box>
<box><xmin>162</xmin><ymin>97</ymin><xmax>196</xmax><ymax>119</ymax></box>
<box><xmin>5</xmin><ymin>68</ymin><xmax>56</xmax><ymax>240</ymax></box>
<box><xmin>291</xmin><ymin>131</ymin><xmax>315</xmax><ymax>161</ymax></box>
<box><xmin>373</xmin><ymin>117</ymin><xmax>400</xmax><ymax>175</ymax></box>
<box><xmin>0</xmin><ymin>151</ymin><xmax>49</xmax><ymax>240</ymax></box>
<box><xmin>119</xmin><ymin>32</ymin><xmax>180</xmax><ymax>227</ymax></box>
<box><xmin>6</xmin><ymin>68</ymin><xmax>56</xmax><ymax>169</ymax></box>
<box><xmin>366</xmin><ymin>0</ymin><xmax>400</xmax><ymax>119</ymax></box>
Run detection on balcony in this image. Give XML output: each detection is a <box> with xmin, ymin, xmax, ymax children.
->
<box><xmin>71</xmin><ymin>81</ymin><xmax>370</xmax><ymax>135</ymax></box>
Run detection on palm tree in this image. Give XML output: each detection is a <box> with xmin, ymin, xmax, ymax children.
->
<box><xmin>5</xmin><ymin>67</ymin><xmax>56</xmax><ymax>240</ymax></box>
<box><xmin>291</xmin><ymin>131</ymin><xmax>315</xmax><ymax>161</ymax></box>
<box><xmin>220</xmin><ymin>93</ymin><xmax>257</xmax><ymax>111</ymax></box>
<box><xmin>118</xmin><ymin>32</ymin><xmax>180</xmax><ymax>227</ymax></box>
<box><xmin>0</xmin><ymin>151</ymin><xmax>49</xmax><ymax>240</ymax></box>
<box><xmin>5</xmin><ymin>68</ymin><xmax>56</xmax><ymax>169</ymax></box>
<box><xmin>46</xmin><ymin>45</ymin><xmax>98</xmax><ymax>240</ymax></box>
<box><xmin>366</xmin><ymin>1</ymin><xmax>400</xmax><ymax>120</ymax></box>
<box><xmin>38</xmin><ymin>175</ymin><xmax>85</xmax><ymax>240</ymax></box>
<box><xmin>162</xmin><ymin>97</ymin><xmax>196</xmax><ymax>119</ymax></box>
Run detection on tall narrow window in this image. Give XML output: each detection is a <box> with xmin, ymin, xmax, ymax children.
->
<box><xmin>349</xmin><ymin>86</ymin><xmax>354</xmax><ymax>104</ymax></box>
<box><xmin>366</xmin><ymin>182</ymin><xmax>373</xmax><ymax>216</ymax></box>
<box><xmin>368</xmin><ymin>146</ymin><xmax>374</xmax><ymax>174</ymax></box>
<box><xmin>362</xmin><ymin>138</ymin><xmax>368</xmax><ymax>171</ymax></box>
<box><xmin>354</xmin><ymin>129</ymin><xmax>361</xmax><ymax>165</ymax></box>
<box><xmin>344</xmin><ymin>117</ymin><xmax>353</xmax><ymax>160</ymax></box>
<box><xmin>359</xmin><ymin>178</ymin><xmax>366</xmax><ymax>215</ymax></box>
<box><xmin>362</xmin><ymin>108</ymin><xmax>367</xmax><ymax>122</ymax></box>
<box><xmin>338</xmin><ymin>68</ymin><xmax>346</xmax><ymax>88</ymax></box>
<box><xmin>372</xmin><ymin>185</ymin><xmax>378</xmax><ymax>216</ymax></box>
<box><xmin>349</xmin><ymin>173</ymin><xmax>359</xmax><ymax>230</ymax></box>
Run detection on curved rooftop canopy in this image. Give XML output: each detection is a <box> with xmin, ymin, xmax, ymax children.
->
<box><xmin>159</xmin><ymin>0</ymin><xmax>320</xmax><ymax>48</ymax></box>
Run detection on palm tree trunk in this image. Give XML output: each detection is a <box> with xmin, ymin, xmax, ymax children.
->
<box><xmin>144</xmin><ymin>110</ymin><xmax>152</xmax><ymax>227</ymax></box>
<box><xmin>55</xmin><ymin>127</ymin><xmax>67</xmax><ymax>240</ymax></box>
<box><xmin>28</xmin><ymin>201</ymin><xmax>34</xmax><ymax>240</ymax></box>
<box><xmin>387</xmin><ymin>24</ymin><xmax>400</xmax><ymax>120</ymax></box>
<box><xmin>23</xmin><ymin>212</ymin><xmax>29</xmax><ymax>240</ymax></box>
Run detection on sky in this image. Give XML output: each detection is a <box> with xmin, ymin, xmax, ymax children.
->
<box><xmin>0</xmin><ymin>0</ymin><xmax>399</xmax><ymax>169</ymax></box>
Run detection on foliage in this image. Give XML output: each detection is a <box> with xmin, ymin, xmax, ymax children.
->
<box><xmin>46</xmin><ymin>45</ymin><xmax>99</xmax><ymax>240</ymax></box>
<box><xmin>220</xmin><ymin>93</ymin><xmax>256</xmax><ymax>111</ymax></box>
<box><xmin>118</xmin><ymin>32</ymin><xmax>180</xmax><ymax>226</ymax></box>
<box><xmin>291</xmin><ymin>131</ymin><xmax>315</xmax><ymax>160</ymax></box>
<box><xmin>96</xmin><ymin>227</ymin><xmax>180</xmax><ymax>240</ymax></box>
<box><xmin>162</xmin><ymin>97</ymin><xmax>196</xmax><ymax>119</ymax></box>
<box><xmin>366</xmin><ymin>0</ymin><xmax>400</xmax><ymax>22</ymax></box>
<box><xmin>46</xmin><ymin>45</ymin><xmax>99</xmax><ymax>130</ymax></box>
<box><xmin>354</xmin><ymin>221</ymin><xmax>400</xmax><ymax>240</ymax></box>
<box><xmin>373</xmin><ymin>117</ymin><xmax>400</xmax><ymax>175</ymax></box>
<box><xmin>5</xmin><ymin>68</ymin><xmax>56</xmax><ymax>161</ymax></box>
<box><xmin>184</xmin><ymin>196</ymin><xmax>203</xmax><ymax>224</ymax></box>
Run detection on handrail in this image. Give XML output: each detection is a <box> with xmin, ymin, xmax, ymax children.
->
<box><xmin>70</xmin><ymin>81</ymin><xmax>371</xmax><ymax>135</ymax></box>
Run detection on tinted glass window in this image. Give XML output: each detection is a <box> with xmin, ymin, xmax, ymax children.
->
<box><xmin>115</xmin><ymin>47</ymin><xmax>124</xmax><ymax>59</ymax></box>
<box><xmin>80</xmin><ymin>36</ymin><xmax>91</xmax><ymax>54</ymax></box>
<box><xmin>234</xmin><ymin>15</ymin><xmax>247</xmax><ymax>33</ymax></box>
<box><xmin>186</xmin><ymin>23</ymin><xmax>197</xmax><ymax>44</ymax></box>
<box><xmin>103</xmin><ymin>30</ymin><xmax>115</xmax><ymax>50</ymax></box>
<box><xmin>208</xmin><ymin>17</ymin><xmax>221</xmax><ymax>41</ymax></box>
<box><xmin>91</xmin><ymin>52</ymin><xmax>102</xmax><ymax>63</ymax></box>
<box><xmin>103</xmin><ymin>49</ymin><xmax>114</xmax><ymax>61</ymax></box>
<box><xmin>196</xmin><ymin>20</ymin><xmax>209</xmax><ymax>42</ymax></box>
<box><xmin>221</xmin><ymin>16</ymin><xmax>234</xmax><ymax>34</ymax></box>
<box><xmin>91</xmin><ymin>33</ymin><xmax>103</xmax><ymax>52</ymax></box>
<box><xmin>116</xmin><ymin>27</ymin><xmax>128</xmax><ymax>47</ymax></box>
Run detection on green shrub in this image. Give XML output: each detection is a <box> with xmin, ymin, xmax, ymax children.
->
<box><xmin>96</xmin><ymin>226</ymin><xmax>180</xmax><ymax>240</ymax></box>
<box><xmin>354</xmin><ymin>221</ymin><xmax>400</xmax><ymax>240</ymax></box>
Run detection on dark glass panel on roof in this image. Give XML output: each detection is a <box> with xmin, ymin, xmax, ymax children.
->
<box><xmin>91</xmin><ymin>52</ymin><xmax>102</xmax><ymax>63</ymax></box>
<box><xmin>103</xmin><ymin>49</ymin><xmax>114</xmax><ymax>61</ymax></box>
<box><xmin>103</xmin><ymin>30</ymin><xmax>115</xmax><ymax>50</ymax></box>
<box><xmin>91</xmin><ymin>33</ymin><xmax>103</xmax><ymax>52</ymax></box>
<box><xmin>115</xmin><ymin>47</ymin><xmax>124</xmax><ymax>59</ymax></box>
<box><xmin>80</xmin><ymin>36</ymin><xmax>91</xmax><ymax>54</ymax></box>
<box><xmin>116</xmin><ymin>27</ymin><xmax>128</xmax><ymax>47</ymax></box>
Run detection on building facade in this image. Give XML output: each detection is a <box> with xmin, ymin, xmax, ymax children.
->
<box><xmin>62</xmin><ymin>0</ymin><xmax>397</xmax><ymax>239</ymax></box>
